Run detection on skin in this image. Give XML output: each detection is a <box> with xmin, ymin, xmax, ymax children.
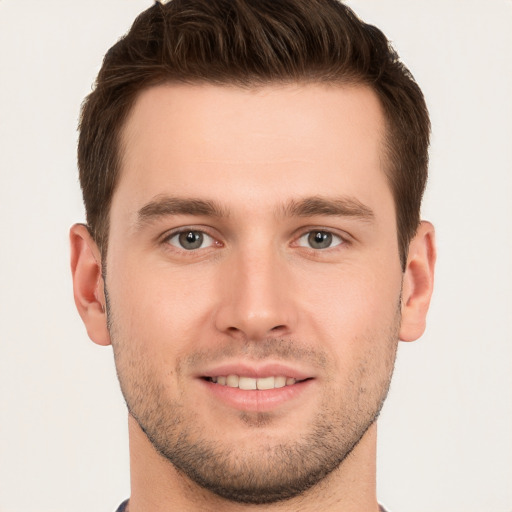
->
<box><xmin>70</xmin><ymin>83</ymin><xmax>436</xmax><ymax>511</ymax></box>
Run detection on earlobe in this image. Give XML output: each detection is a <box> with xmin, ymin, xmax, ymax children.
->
<box><xmin>70</xmin><ymin>224</ymin><xmax>111</xmax><ymax>346</ymax></box>
<box><xmin>399</xmin><ymin>221</ymin><xmax>436</xmax><ymax>342</ymax></box>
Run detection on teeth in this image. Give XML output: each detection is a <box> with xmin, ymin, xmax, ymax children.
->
<box><xmin>226</xmin><ymin>375</ymin><xmax>239</xmax><ymax>387</ymax></box>
<box><xmin>256</xmin><ymin>376</ymin><xmax>275</xmax><ymax>390</ymax></box>
<box><xmin>274</xmin><ymin>376</ymin><xmax>286</xmax><ymax>388</ymax></box>
<box><xmin>239</xmin><ymin>376</ymin><xmax>257</xmax><ymax>390</ymax></box>
<box><xmin>210</xmin><ymin>375</ymin><xmax>298</xmax><ymax>389</ymax></box>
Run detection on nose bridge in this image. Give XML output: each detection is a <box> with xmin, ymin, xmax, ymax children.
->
<box><xmin>214</xmin><ymin>240</ymin><xmax>296</xmax><ymax>340</ymax></box>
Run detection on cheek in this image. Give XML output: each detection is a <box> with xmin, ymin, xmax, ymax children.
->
<box><xmin>297</xmin><ymin>259</ymin><xmax>402</xmax><ymax>369</ymax></box>
<box><xmin>107</xmin><ymin>258</ymin><xmax>217</xmax><ymax>351</ymax></box>
<box><xmin>302</xmin><ymin>261</ymin><xmax>402</xmax><ymax>328</ymax></box>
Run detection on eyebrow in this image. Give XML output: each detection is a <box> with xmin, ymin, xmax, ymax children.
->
<box><xmin>281</xmin><ymin>196</ymin><xmax>375</xmax><ymax>221</ymax></box>
<box><xmin>136</xmin><ymin>194</ymin><xmax>374</xmax><ymax>226</ymax></box>
<box><xmin>137</xmin><ymin>196</ymin><xmax>229</xmax><ymax>225</ymax></box>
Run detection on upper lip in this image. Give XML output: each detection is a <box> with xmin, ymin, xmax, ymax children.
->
<box><xmin>197</xmin><ymin>362</ymin><xmax>315</xmax><ymax>381</ymax></box>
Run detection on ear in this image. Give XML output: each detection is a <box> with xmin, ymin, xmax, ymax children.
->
<box><xmin>70</xmin><ymin>224</ymin><xmax>111</xmax><ymax>346</ymax></box>
<box><xmin>399</xmin><ymin>221</ymin><xmax>436</xmax><ymax>342</ymax></box>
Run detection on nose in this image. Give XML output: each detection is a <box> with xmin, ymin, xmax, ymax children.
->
<box><xmin>214</xmin><ymin>246</ymin><xmax>297</xmax><ymax>341</ymax></box>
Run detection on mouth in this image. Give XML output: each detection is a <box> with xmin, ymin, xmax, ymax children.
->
<box><xmin>198</xmin><ymin>365</ymin><xmax>315</xmax><ymax>412</ymax></box>
<box><xmin>203</xmin><ymin>375</ymin><xmax>309</xmax><ymax>390</ymax></box>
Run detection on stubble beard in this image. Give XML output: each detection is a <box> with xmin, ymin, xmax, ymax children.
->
<box><xmin>107</xmin><ymin>291</ymin><xmax>400</xmax><ymax>505</ymax></box>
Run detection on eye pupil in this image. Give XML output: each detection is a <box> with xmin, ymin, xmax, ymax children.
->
<box><xmin>179</xmin><ymin>231</ymin><xmax>203</xmax><ymax>250</ymax></box>
<box><xmin>308</xmin><ymin>231</ymin><xmax>332</xmax><ymax>249</ymax></box>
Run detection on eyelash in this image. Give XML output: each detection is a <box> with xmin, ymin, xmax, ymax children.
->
<box><xmin>161</xmin><ymin>226</ymin><xmax>350</xmax><ymax>254</ymax></box>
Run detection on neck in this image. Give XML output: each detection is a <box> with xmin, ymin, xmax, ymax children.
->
<box><xmin>126</xmin><ymin>415</ymin><xmax>380</xmax><ymax>512</ymax></box>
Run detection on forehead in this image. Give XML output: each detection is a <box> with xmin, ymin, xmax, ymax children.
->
<box><xmin>115</xmin><ymin>83</ymin><xmax>391</xmax><ymax>216</ymax></box>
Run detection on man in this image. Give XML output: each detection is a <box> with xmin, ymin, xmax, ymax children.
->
<box><xmin>70</xmin><ymin>0</ymin><xmax>436</xmax><ymax>510</ymax></box>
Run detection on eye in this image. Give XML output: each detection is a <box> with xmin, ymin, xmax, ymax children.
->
<box><xmin>166</xmin><ymin>230</ymin><xmax>215</xmax><ymax>250</ymax></box>
<box><xmin>297</xmin><ymin>230</ymin><xmax>344</xmax><ymax>250</ymax></box>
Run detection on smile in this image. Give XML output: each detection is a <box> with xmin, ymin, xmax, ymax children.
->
<box><xmin>199</xmin><ymin>364</ymin><xmax>315</xmax><ymax>412</ymax></box>
<box><xmin>206</xmin><ymin>375</ymin><xmax>300</xmax><ymax>390</ymax></box>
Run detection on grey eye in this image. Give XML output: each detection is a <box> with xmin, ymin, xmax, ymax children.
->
<box><xmin>168</xmin><ymin>230</ymin><xmax>214</xmax><ymax>250</ymax></box>
<box><xmin>297</xmin><ymin>231</ymin><xmax>343</xmax><ymax>250</ymax></box>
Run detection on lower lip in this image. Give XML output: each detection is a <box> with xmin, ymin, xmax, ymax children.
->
<box><xmin>200</xmin><ymin>378</ymin><xmax>314</xmax><ymax>412</ymax></box>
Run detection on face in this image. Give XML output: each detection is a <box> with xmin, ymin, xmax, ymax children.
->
<box><xmin>105</xmin><ymin>83</ymin><xmax>403</xmax><ymax>503</ymax></box>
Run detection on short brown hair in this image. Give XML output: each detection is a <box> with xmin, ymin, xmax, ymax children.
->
<box><xmin>78</xmin><ymin>0</ymin><xmax>430</xmax><ymax>268</ymax></box>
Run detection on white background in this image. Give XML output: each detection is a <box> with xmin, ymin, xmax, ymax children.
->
<box><xmin>0</xmin><ymin>1</ymin><xmax>511</xmax><ymax>511</ymax></box>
